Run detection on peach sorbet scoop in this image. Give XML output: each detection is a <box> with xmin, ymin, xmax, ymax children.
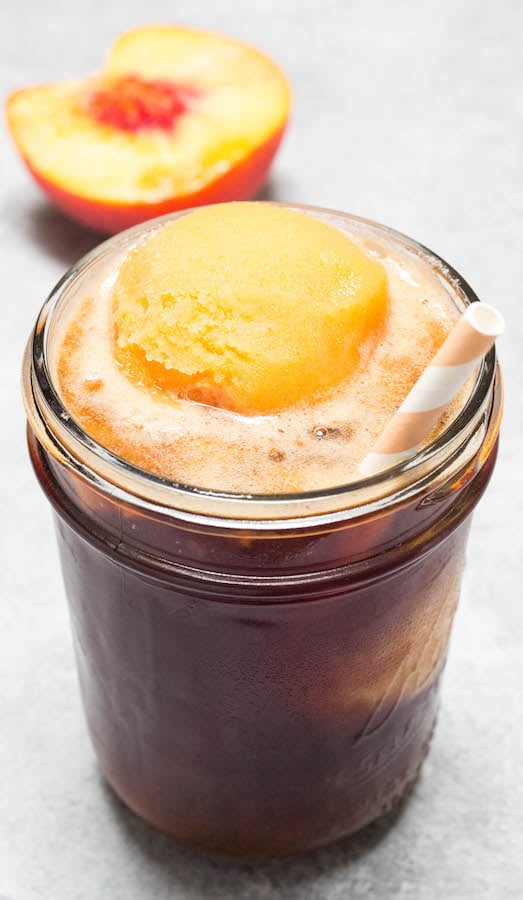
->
<box><xmin>113</xmin><ymin>203</ymin><xmax>389</xmax><ymax>415</ymax></box>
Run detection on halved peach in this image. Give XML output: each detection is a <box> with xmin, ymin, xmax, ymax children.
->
<box><xmin>6</xmin><ymin>26</ymin><xmax>290</xmax><ymax>233</ymax></box>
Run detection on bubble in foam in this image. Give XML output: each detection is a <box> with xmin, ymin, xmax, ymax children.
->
<box><xmin>312</xmin><ymin>423</ymin><xmax>353</xmax><ymax>441</ymax></box>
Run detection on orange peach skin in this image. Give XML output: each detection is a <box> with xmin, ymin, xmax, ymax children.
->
<box><xmin>11</xmin><ymin>120</ymin><xmax>285</xmax><ymax>234</ymax></box>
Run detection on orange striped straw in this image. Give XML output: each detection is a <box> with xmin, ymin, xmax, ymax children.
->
<box><xmin>359</xmin><ymin>302</ymin><xmax>504</xmax><ymax>477</ymax></box>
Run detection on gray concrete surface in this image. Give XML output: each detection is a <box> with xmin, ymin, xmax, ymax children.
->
<box><xmin>1</xmin><ymin>1</ymin><xmax>522</xmax><ymax>897</ymax></box>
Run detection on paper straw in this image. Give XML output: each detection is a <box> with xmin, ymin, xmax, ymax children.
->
<box><xmin>359</xmin><ymin>302</ymin><xmax>504</xmax><ymax>477</ymax></box>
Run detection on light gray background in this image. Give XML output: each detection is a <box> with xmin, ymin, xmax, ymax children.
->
<box><xmin>1</xmin><ymin>1</ymin><xmax>522</xmax><ymax>898</ymax></box>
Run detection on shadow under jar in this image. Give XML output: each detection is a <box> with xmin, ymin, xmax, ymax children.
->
<box><xmin>22</xmin><ymin>207</ymin><xmax>502</xmax><ymax>859</ymax></box>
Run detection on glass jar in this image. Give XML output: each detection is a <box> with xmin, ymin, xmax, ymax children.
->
<box><xmin>22</xmin><ymin>206</ymin><xmax>502</xmax><ymax>858</ymax></box>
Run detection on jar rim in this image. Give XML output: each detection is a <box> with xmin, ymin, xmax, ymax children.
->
<box><xmin>23</xmin><ymin>203</ymin><xmax>502</xmax><ymax>528</ymax></box>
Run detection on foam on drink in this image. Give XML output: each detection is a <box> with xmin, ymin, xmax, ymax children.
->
<box><xmin>54</xmin><ymin>203</ymin><xmax>467</xmax><ymax>493</ymax></box>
